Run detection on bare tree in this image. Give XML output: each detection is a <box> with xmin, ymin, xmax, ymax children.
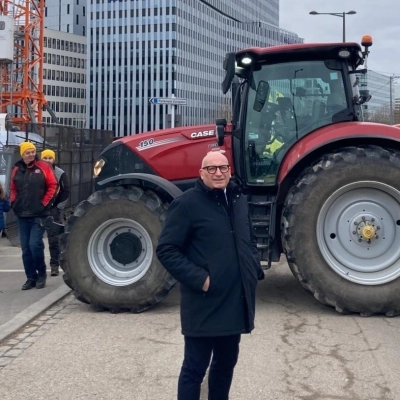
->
<box><xmin>394</xmin><ymin>105</ymin><xmax>400</xmax><ymax>124</ymax></box>
<box><xmin>216</xmin><ymin>97</ymin><xmax>232</xmax><ymax>122</ymax></box>
<box><xmin>364</xmin><ymin>104</ymin><xmax>392</xmax><ymax>125</ymax></box>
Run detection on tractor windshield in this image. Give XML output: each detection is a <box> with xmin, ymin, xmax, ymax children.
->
<box><xmin>244</xmin><ymin>60</ymin><xmax>348</xmax><ymax>185</ymax></box>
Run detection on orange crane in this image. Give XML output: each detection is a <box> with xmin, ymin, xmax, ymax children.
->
<box><xmin>0</xmin><ymin>0</ymin><xmax>46</xmax><ymax>125</ymax></box>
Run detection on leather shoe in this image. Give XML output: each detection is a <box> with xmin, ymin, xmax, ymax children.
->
<box><xmin>36</xmin><ymin>276</ymin><xmax>46</xmax><ymax>289</ymax></box>
<box><xmin>50</xmin><ymin>266</ymin><xmax>59</xmax><ymax>276</ymax></box>
<box><xmin>22</xmin><ymin>279</ymin><xmax>36</xmax><ymax>290</ymax></box>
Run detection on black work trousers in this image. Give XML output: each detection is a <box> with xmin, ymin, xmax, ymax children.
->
<box><xmin>178</xmin><ymin>334</ymin><xmax>241</xmax><ymax>400</ymax></box>
<box><xmin>47</xmin><ymin>207</ymin><xmax>61</xmax><ymax>267</ymax></box>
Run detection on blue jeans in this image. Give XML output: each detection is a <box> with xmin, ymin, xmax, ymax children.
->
<box><xmin>18</xmin><ymin>217</ymin><xmax>46</xmax><ymax>280</ymax></box>
<box><xmin>178</xmin><ymin>335</ymin><xmax>241</xmax><ymax>400</ymax></box>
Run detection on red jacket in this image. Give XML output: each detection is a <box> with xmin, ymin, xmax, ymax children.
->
<box><xmin>10</xmin><ymin>157</ymin><xmax>58</xmax><ymax>218</ymax></box>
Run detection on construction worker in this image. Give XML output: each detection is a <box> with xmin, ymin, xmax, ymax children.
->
<box><xmin>41</xmin><ymin>149</ymin><xmax>70</xmax><ymax>276</ymax></box>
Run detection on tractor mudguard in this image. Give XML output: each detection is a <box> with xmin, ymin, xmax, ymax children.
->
<box><xmin>278</xmin><ymin>122</ymin><xmax>400</xmax><ymax>184</ymax></box>
<box><xmin>97</xmin><ymin>173</ymin><xmax>183</xmax><ymax>199</ymax></box>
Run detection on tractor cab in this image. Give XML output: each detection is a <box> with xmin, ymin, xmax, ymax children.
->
<box><xmin>217</xmin><ymin>37</ymin><xmax>373</xmax><ymax>186</ymax></box>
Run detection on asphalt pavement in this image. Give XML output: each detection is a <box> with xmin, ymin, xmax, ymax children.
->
<box><xmin>1</xmin><ymin>235</ymin><xmax>400</xmax><ymax>399</ymax></box>
<box><xmin>0</xmin><ymin>235</ymin><xmax>71</xmax><ymax>342</ymax></box>
<box><xmin>1</xmin><ymin>260</ymin><xmax>400</xmax><ymax>399</ymax></box>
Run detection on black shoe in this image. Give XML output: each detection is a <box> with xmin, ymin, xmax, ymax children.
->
<box><xmin>50</xmin><ymin>266</ymin><xmax>59</xmax><ymax>276</ymax></box>
<box><xmin>22</xmin><ymin>279</ymin><xmax>36</xmax><ymax>290</ymax></box>
<box><xmin>36</xmin><ymin>276</ymin><xmax>46</xmax><ymax>289</ymax></box>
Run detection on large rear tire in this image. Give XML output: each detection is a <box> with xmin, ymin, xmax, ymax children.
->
<box><xmin>60</xmin><ymin>186</ymin><xmax>176</xmax><ymax>313</ymax></box>
<box><xmin>281</xmin><ymin>146</ymin><xmax>400</xmax><ymax>316</ymax></box>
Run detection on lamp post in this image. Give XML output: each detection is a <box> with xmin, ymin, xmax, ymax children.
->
<box><xmin>309</xmin><ymin>10</ymin><xmax>356</xmax><ymax>42</ymax></box>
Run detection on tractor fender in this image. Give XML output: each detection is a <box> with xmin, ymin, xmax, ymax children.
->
<box><xmin>278</xmin><ymin>122</ymin><xmax>400</xmax><ymax>184</ymax></box>
<box><xmin>97</xmin><ymin>173</ymin><xmax>183</xmax><ymax>199</ymax></box>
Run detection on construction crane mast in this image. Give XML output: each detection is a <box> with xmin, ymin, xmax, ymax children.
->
<box><xmin>0</xmin><ymin>0</ymin><xmax>45</xmax><ymax>125</ymax></box>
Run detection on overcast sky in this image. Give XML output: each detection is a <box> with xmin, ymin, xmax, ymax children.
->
<box><xmin>279</xmin><ymin>0</ymin><xmax>400</xmax><ymax>78</ymax></box>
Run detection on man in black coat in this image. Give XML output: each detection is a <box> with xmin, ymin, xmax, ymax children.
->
<box><xmin>156</xmin><ymin>150</ymin><xmax>264</xmax><ymax>400</ymax></box>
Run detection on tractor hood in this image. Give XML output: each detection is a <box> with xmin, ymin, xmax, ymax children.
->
<box><xmin>94</xmin><ymin>124</ymin><xmax>233</xmax><ymax>186</ymax></box>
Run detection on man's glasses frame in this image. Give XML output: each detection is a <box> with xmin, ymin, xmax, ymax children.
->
<box><xmin>202</xmin><ymin>165</ymin><xmax>230</xmax><ymax>174</ymax></box>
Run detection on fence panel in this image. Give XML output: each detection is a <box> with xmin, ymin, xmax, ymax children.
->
<box><xmin>2</xmin><ymin>123</ymin><xmax>114</xmax><ymax>244</ymax></box>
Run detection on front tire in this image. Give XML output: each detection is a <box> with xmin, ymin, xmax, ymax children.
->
<box><xmin>282</xmin><ymin>146</ymin><xmax>400</xmax><ymax>316</ymax></box>
<box><xmin>60</xmin><ymin>186</ymin><xmax>176</xmax><ymax>313</ymax></box>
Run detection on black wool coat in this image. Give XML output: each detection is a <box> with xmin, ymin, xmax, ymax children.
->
<box><xmin>156</xmin><ymin>178</ymin><xmax>263</xmax><ymax>337</ymax></box>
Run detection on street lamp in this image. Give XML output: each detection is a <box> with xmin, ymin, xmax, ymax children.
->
<box><xmin>309</xmin><ymin>10</ymin><xmax>356</xmax><ymax>42</ymax></box>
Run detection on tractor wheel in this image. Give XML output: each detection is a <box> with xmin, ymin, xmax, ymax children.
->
<box><xmin>59</xmin><ymin>186</ymin><xmax>176</xmax><ymax>313</ymax></box>
<box><xmin>281</xmin><ymin>146</ymin><xmax>400</xmax><ymax>316</ymax></box>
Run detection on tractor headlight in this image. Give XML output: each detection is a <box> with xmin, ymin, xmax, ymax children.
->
<box><xmin>93</xmin><ymin>159</ymin><xmax>105</xmax><ymax>177</ymax></box>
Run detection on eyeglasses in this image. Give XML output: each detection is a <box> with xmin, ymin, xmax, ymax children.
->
<box><xmin>202</xmin><ymin>165</ymin><xmax>230</xmax><ymax>174</ymax></box>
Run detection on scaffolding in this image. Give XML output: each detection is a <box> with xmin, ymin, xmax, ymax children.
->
<box><xmin>0</xmin><ymin>0</ymin><xmax>45</xmax><ymax>124</ymax></box>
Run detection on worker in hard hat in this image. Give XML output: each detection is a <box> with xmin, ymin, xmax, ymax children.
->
<box><xmin>41</xmin><ymin>149</ymin><xmax>70</xmax><ymax>276</ymax></box>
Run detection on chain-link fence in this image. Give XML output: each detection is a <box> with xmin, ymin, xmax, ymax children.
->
<box><xmin>1</xmin><ymin>123</ymin><xmax>114</xmax><ymax>243</ymax></box>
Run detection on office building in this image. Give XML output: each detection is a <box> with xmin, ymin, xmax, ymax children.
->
<box><xmin>395</xmin><ymin>83</ymin><xmax>400</xmax><ymax>124</ymax></box>
<box><xmin>88</xmin><ymin>0</ymin><xmax>303</xmax><ymax>136</ymax></box>
<box><xmin>44</xmin><ymin>0</ymin><xmax>87</xmax><ymax>36</ymax></box>
<box><xmin>358</xmin><ymin>70</ymin><xmax>394</xmax><ymax>124</ymax></box>
<box><xmin>42</xmin><ymin>29</ymin><xmax>87</xmax><ymax>127</ymax></box>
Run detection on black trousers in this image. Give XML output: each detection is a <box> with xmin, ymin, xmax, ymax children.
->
<box><xmin>178</xmin><ymin>334</ymin><xmax>241</xmax><ymax>400</ymax></box>
<box><xmin>47</xmin><ymin>208</ymin><xmax>61</xmax><ymax>267</ymax></box>
<box><xmin>18</xmin><ymin>217</ymin><xmax>46</xmax><ymax>280</ymax></box>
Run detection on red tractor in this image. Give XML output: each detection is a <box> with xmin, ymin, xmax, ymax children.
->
<box><xmin>60</xmin><ymin>36</ymin><xmax>400</xmax><ymax>316</ymax></box>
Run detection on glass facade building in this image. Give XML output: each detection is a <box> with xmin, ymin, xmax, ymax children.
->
<box><xmin>88</xmin><ymin>0</ymin><xmax>303</xmax><ymax>137</ymax></box>
<box><xmin>357</xmin><ymin>70</ymin><xmax>394</xmax><ymax>123</ymax></box>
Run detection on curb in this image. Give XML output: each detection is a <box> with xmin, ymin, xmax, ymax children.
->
<box><xmin>0</xmin><ymin>285</ymin><xmax>72</xmax><ymax>343</ymax></box>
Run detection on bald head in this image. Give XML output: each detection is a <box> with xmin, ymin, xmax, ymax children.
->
<box><xmin>201</xmin><ymin>151</ymin><xmax>229</xmax><ymax>168</ymax></box>
<box><xmin>199</xmin><ymin>151</ymin><xmax>231</xmax><ymax>190</ymax></box>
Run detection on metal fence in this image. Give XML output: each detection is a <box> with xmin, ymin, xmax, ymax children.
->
<box><xmin>1</xmin><ymin>123</ymin><xmax>114</xmax><ymax>244</ymax></box>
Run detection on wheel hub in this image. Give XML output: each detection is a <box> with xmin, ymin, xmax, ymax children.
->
<box><xmin>109</xmin><ymin>232</ymin><xmax>142</xmax><ymax>266</ymax></box>
<box><xmin>352</xmin><ymin>216</ymin><xmax>379</xmax><ymax>243</ymax></box>
<box><xmin>87</xmin><ymin>218</ymin><xmax>153</xmax><ymax>286</ymax></box>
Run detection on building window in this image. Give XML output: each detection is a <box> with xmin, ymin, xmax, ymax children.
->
<box><xmin>67</xmin><ymin>24</ymin><xmax>70</xmax><ymax>33</ymax></box>
<box><xmin>76</xmin><ymin>15</ymin><xmax>79</xmax><ymax>25</ymax></box>
<box><xmin>83</xmin><ymin>6</ymin><xmax>85</xmax><ymax>16</ymax></box>
<box><xmin>67</xmin><ymin>4</ymin><xmax>70</xmax><ymax>14</ymax></box>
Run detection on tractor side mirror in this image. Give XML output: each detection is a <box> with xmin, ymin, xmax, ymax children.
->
<box><xmin>215</xmin><ymin>118</ymin><xmax>227</xmax><ymax>146</ymax></box>
<box><xmin>253</xmin><ymin>80</ymin><xmax>270</xmax><ymax>112</ymax></box>
<box><xmin>222</xmin><ymin>53</ymin><xmax>236</xmax><ymax>95</ymax></box>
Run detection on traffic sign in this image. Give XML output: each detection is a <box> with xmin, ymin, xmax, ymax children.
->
<box><xmin>149</xmin><ymin>97</ymin><xmax>187</xmax><ymax>106</ymax></box>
